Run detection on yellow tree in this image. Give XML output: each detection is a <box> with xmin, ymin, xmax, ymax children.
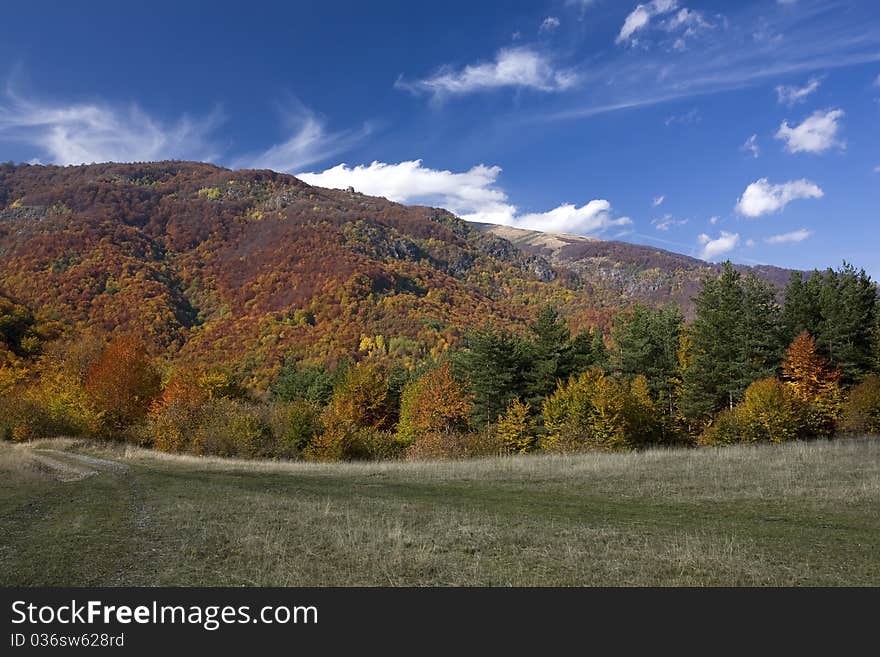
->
<box><xmin>397</xmin><ymin>361</ymin><xmax>472</xmax><ymax>445</ymax></box>
<box><xmin>306</xmin><ymin>361</ymin><xmax>393</xmax><ymax>461</ymax></box>
<box><xmin>495</xmin><ymin>398</ymin><xmax>535</xmax><ymax>453</ymax></box>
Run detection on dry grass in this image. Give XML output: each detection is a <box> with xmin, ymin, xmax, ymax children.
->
<box><xmin>2</xmin><ymin>437</ymin><xmax>879</xmax><ymax>586</ymax></box>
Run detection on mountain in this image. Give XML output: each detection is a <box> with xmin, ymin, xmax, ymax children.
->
<box><xmin>470</xmin><ymin>223</ymin><xmax>795</xmax><ymax>315</ymax></box>
<box><xmin>0</xmin><ymin>161</ymin><xmax>795</xmax><ymax>384</ymax></box>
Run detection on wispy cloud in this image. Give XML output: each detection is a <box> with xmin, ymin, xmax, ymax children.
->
<box><xmin>697</xmin><ymin>231</ymin><xmax>740</xmax><ymax>260</ymax></box>
<box><xmin>616</xmin><ymin>1</ymin><xmax>713</xmax><ymax>50</ymax></box>
<box><xmin>775</xmin><ymin>108</ymin><xmax>845</xmax><ymax>154</ymax></box>
<box><xmin>652</xmin><ymin>194</ymin><xmax>665</xmax><ymax>206</ymax></box>
<box><xmin>0</xmin><ymin>88</ymin><xmax>223</xmax><ymax>165</ymax></box>
<box><xmin>297</xmin><ymin>159</ymin><xmax>630</xmax><ymax>236</ymax></box>
<box><xmin>664</xmin><ymin>107</ymin><xmax>700</xmax><ymax>126</ymax></box>
<box><xmin>741</xmin><ymin>133</ymin><xmax>760</xmax><ymax>158</ymax></box>
<box><xmin>237</xmin><ymin>102</ymin><xmax>371</xmax><ymax>173</ymax></box>
<box><xmin>616</xmin><ymin>0</ymin><xmax>680</xmax><ymax>46</ymax></box>
<box><xmin>652</xmin><ymin>214</ymin><xmax>688</xmax><ymax>231</ymax></box>
<box><xmin>396</xmin><ymin>48</ymin><xmax>577</xmax><ymax>100</ymax></box>
<box><xmin>540</xmin><ymin>17</ymin><xmax>561</xmax><ymax>33</ymax></box>
<box><xmin>736</xmin><ymin>178</ymin><xmax>823</xmax><ymax>217</ymax></box>
<box><xmin>765</xmin><ymin>228</ymin><xmax>812</xmax><ymax>244</ymax></box>
<box><xmin>535</xmin><ymin>2</ymin><xmax>880</xmax><ymax>124</ymax></box>
<box><xmin>775</xmin><ymin>76</ymin><xmax>821</xmax><ymax>105</ymax></box>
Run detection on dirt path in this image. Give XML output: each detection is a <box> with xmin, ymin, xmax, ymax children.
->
<box><xmin>37</xmin><ymin>448</ymin><xmax>130</xmax><ymax>474</ymax></box>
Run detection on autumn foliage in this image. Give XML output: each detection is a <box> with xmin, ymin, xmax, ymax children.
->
<box><xmin>85</xmin><ymin>335</ymin><xmax>161</xmax><ymax>433</ymax></box>
<box><xmin>397</xmin><ymin>362</ymin><xmax>472</xmax><ymax>445</ymax></box>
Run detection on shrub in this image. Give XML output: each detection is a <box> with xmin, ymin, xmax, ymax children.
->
<box><xmin>697</xmin><ymin>407</ymin><xmax>746</xmax><ymax>446</ymax></box>
<box><xmin>699</xmin><ymin>377</ymin><xmax>813</xmax><ymax>445</ymax></box>
<box><xmin>403</xmin><ymin>430</ymin><xmax>503</xmax><ymax>461</ymax></box>
<box><xmin>739</xmin><ymin>377</ymin><xmax>811</xmax><ymax>443</ymax></box>
<box><xmin>542</xmin><ymin>369</ymin><xmax>625</xmax><ymax>451</ymax></box>
<box><xmin>541</xmin><ymin>369</ymin><xmax>662</xmax><ymax>451</ymax></box>
<box><xmin>273</xmin><ymin>400</ymin><xmax>324</xmax><ymax>457</ymax></box>
<box><xmin>146</xmin><ymin>383</ymin><xmax>275</xmax><ymax>458</ymax></box>
<box><xmin>840</xmin><ymin>375</ymin><xmax>880</xmax><ymax>434</ymax></box>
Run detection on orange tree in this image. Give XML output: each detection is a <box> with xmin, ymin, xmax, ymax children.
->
<box><xmin>84</xmin><ymin>334</ymin><xmax>161</xmax><ymax>434</ymax></box>
<box><xmin>397</xmin><ymin>361</ymin><xmax>472</xmax><ymax>445</ymax></box>
<box><xmin>781</xmin><ymin>331</ymin><xmax>842</xmax><ymax>436</ymax></box>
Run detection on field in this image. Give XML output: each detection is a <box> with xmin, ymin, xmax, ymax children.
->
<box><xmin>1</xmin><ymin>437</ymin><xmax>879</xmax><ymax>586</ymax></box>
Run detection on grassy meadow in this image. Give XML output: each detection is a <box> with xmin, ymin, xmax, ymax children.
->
<box><xmin>1</xmin><ymin>437</ymin><xmax>879</xmax><ymax>586</ymax></box>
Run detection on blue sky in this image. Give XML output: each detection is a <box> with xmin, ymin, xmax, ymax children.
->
<box><xmin>1</xmin><ymin>0</ymin><xmax>878</xmax><ymax>275</ymax></box>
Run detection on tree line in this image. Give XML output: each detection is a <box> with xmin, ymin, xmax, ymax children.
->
<box><xmin>2</xmin><ymin>262</ymin><xmax>879</xmax><ymax>459</ymax></box>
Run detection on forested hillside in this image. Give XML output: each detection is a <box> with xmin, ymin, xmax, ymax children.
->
<box><xmin>2</xmin><ymin>161</ymin><xmax>794</xmax><ymax>379</ymax></box>
<box><xmin>1</xmin><ymin>161</ymin><xmax>878</xmax><ymax>460</ymax></box>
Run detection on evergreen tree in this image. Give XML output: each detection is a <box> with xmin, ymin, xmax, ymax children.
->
<box><xmin>527</xmin><ymin>306</ymin><xmax>573</xmax><ymax>403</ymax></box>
<box><xmin>815</xmin><ymin>263</ymin><xmax>876</xmax><ymax>383</ymax></box>
<box><xmin>270</xmin><ymin>360</ymin><xmax>336</xmax><ymax>405</ymax></box>
<box><xmin>681</xmin><ymin>263</ymin><xmax>784</xmax><ymax>420</ymax></box>
<box><xmin>611</xmin><ymin>304</ymin><xmax>683</xmax><ymax>413</ymax></box>
<box><xmin>783</xmin><ymin>263</ymin><xmax>877</xmax><ymax>383</ymax></box>
<box><xmin>738</xmin><ymin>274</ymin><xmax>784</xmax><ymax>391</ymax></box>
<box><xmin>567</xmin><ymin>327</ymin><xmax>607</xmax><ymax>374</ymax></box>
<box><xmin>782</xmin><ymin>271</ymin><xmax>821</xmax><ymax>343</ymax></box>
<box><xmin>451</xmin><ymin>325</ymin><xmax>534</xmax><ymax>427</ymax></box>
<box><xmin>681</xmin><ymin>263</ymin><xmax>746</xmax><ymax>419</ymax></box>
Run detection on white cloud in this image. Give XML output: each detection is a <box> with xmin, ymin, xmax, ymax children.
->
<box><xmin>514</xmin><ymin>200</ymin><xmax>632</xmax><ymax>234</ymax></box>
<box><xmin>765</xmin><ymin>228</ymin><xmax>812</xmax><ymax>244</ymax></box>
<box><xmin>652</xmin><ymin>214</ymin><xmax>688</xmax><ymax>230</ymax></box>
<box><xmin>0</xmin><ymin>90</ymin><xmax>222</xmax><ymax>165</ymax></box>
<box><xmin>652</xmin><ymin>194</ymin><xmax>665</xmax><ymax>206</ymax></box>
<box><xmin>709</xmin><ymin>215</ymin><xmax>720</xmax><ymax>225</ymax></box>
<box><xmin>745</xmin><ymin>238</ymin><xmax>756</xmax><ymax>247</ymax></box>
<box><xmin>735</xmin><ymin>178</ymin><xmax>823</xmax><ymax>217</ymax></box>
<box><xmin>238</xmin><ymin>104</ymin><xmax>371</xmax><ymax>173</ymax></box>
<box><xmin>874</xmin><ymin>164</ymin><xmax>880</xmax><ymax>173</ymax></box>
<box><xmin>297</xmin><ymin>159</ymin><xmax>630</xmax><ymax>236</ymax></box>
<box><xmin>616</xmin><ymin>1</ymin><xmax>711</xmax><ymax>49</ymax></box>
<box><xmin>697</xmin><ymin>231</ymin><xmax>740</xmax><ymax>260</ymax></box>
<box><xmin>874</xmin><ymin>73</ymin><xmax>880</xmax><ymax>87</ymax></box>
<box><xmin>741</xmin><ymin>133</ymin><xmax>760</xmax><ymax>158</ymax></box>
<box><xmin>664</xmin><ymin>107</ymin><xmax>700</xmax><ymax>125</ymax></box>
<box><xmin>775</xmin><ymin>108</ymin><xmax>844</xmax><ymax>154</ymax></box>
<box><xmin>540</xmin><ymin>17</ymin><xmax>561</xmax><ymax>33</ymax></box>
<box><xmin>775</xmin><ymin>77</ymin><xmax>821</xmax><ymax>105</ymax></box>
<box><xmin>616</xmin><ymin>0</ymin><xmax>680</xmax><ymax>45</ymax></box>
<box><xmin>397</xmin><ymin>48</ymin><xmax>577</xmax><ymax>99</ymax></box>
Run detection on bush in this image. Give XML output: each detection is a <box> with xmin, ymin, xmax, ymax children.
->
<box><xmin>541</xmin><ymin>369</ymin><xmax>662</xmax><ymax>451</ymax></box>
<box><xmin>146</xmin><ymin>389</ymin><xmax>275</xmax><ymax>458</ymax></box>
<box><xmin>840</xmin><ymin>375</ymin><xmax>880</xmax><ymax>434</ymax></box>
<box><xmin>0</xmin><ymin>375</ymin><xmax>102</xmax><ymax>442</ymax></box>
<box><xmin>268</xmin><ymin>400</ymin><xmax>324</xmax><ymax>457</ymax></box>
<box><xmin>699</xmin><ymin>378</ymin><xmax>815</xmax><ymax>445</ymax></box>
<box><xmin>403</xmin><ymin>430</ymin><xmax>503</xmax><ymax>461</ymax></box>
